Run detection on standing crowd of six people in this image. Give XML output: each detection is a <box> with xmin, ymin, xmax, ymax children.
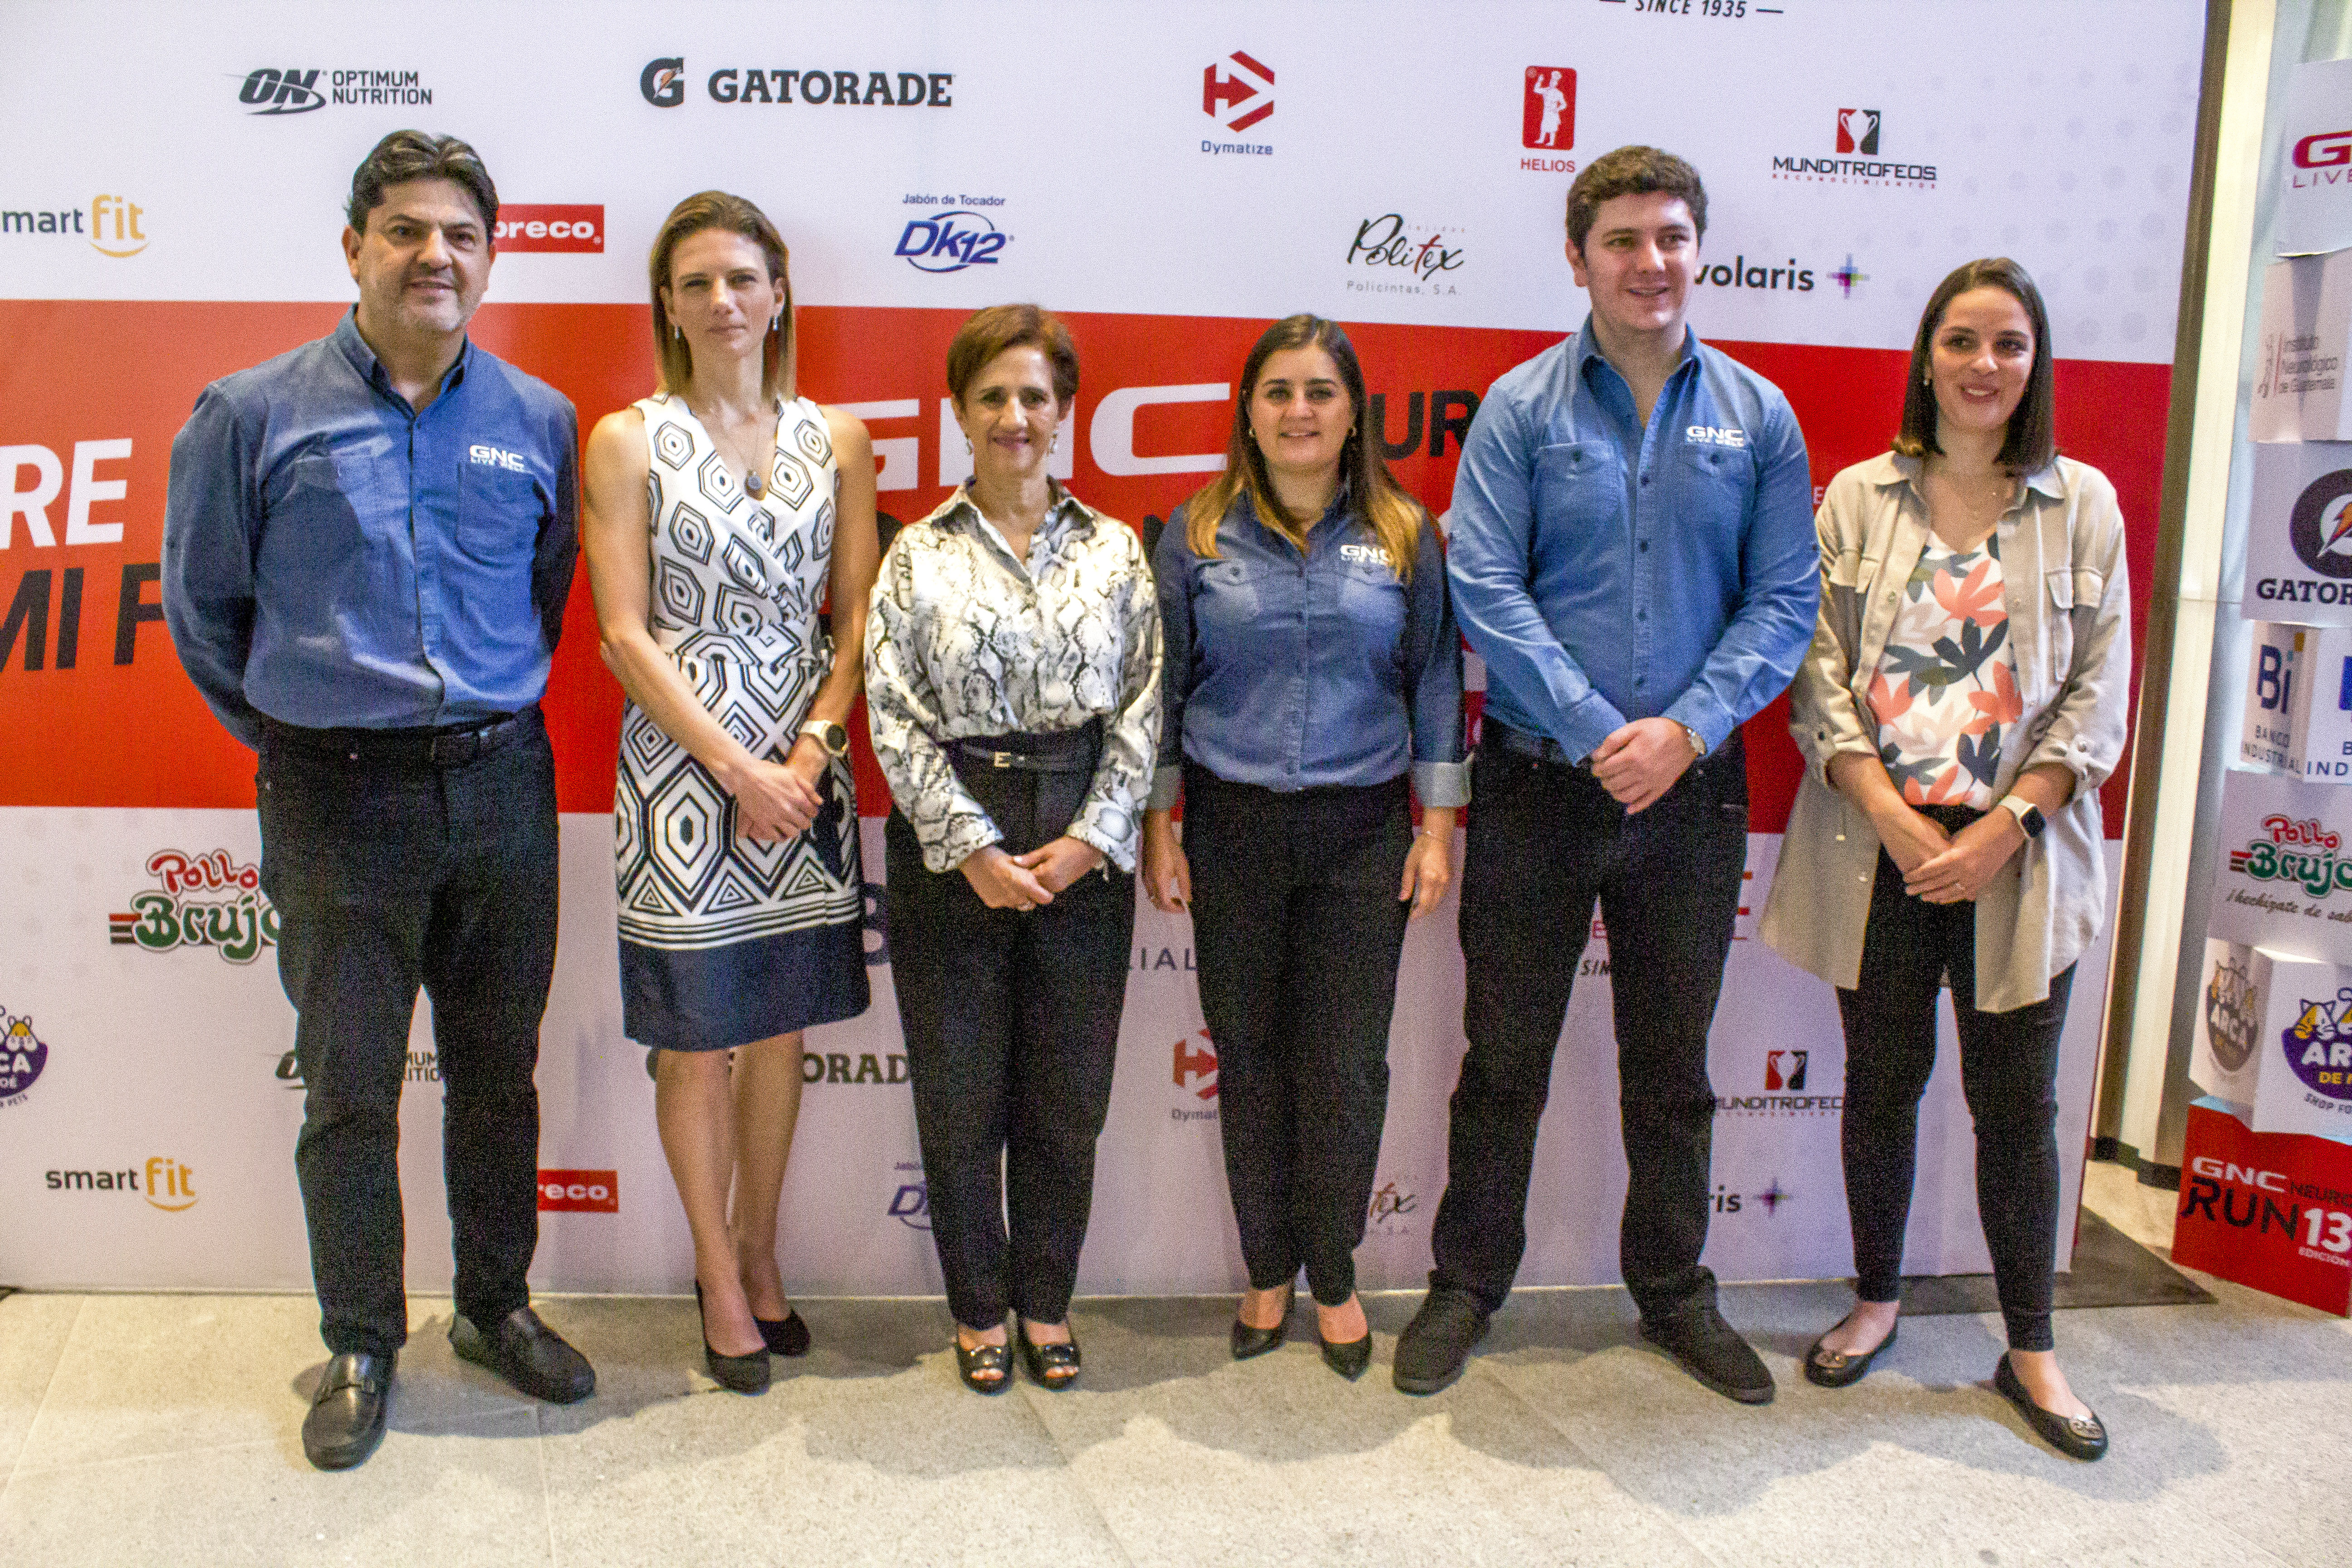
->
<box><xmin>157</xmin><ymin>130</ymin><xmax>2131</xmax><ymax>1473</ymax></box>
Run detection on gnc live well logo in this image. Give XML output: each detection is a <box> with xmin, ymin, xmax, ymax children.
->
<box><xmin>495</xmin><ymin>206</ymin><xmax>603</xmax><ymax>254</ymax></box>
<box><xmin>2294</xmin><ymin>129</ymin><xmax>2352</xmax><ymax>183</ymax></box>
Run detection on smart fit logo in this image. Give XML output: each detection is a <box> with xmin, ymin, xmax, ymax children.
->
<box><xmin>0</xmin><ymin>195</ymin><xmax>149</xmax><ymax>257</ymax></box>
<box><xmin>43</xmin><ymin>1156</ymin><xmax>198</xmax><ymax>1210</ymax></box>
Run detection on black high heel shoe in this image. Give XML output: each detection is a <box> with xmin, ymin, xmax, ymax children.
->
<box><xmin>1016</xmin><ymin>1321</ymin><xmax>1082</xmax><ymax>1391</ymax></box>
<box><xmin>954</xmin><ymin>1330</ymin><xmax>1013</xmax><ymax>1395</ymax></box>
<box><xmin>1314</xmin><ymin>1298</ymin><xmax>1372</xmax><ymax>1382</ymax></box>
<box><xmin>1231</xmin><ymin>1284</ymin><xmax>1295</xmax><ymax>1361</ymax></box>
<box><xmin>695</xmin><ymin>1283</ymin><xmax>770</xmax><ymax>1394</ymax></box>
<box><xmin>755</xmin><ymin>1309</ymin><xmax>810</xmax><ymax>1357</ymax></box>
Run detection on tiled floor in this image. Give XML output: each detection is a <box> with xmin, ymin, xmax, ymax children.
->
<box><xmin>3</xmin><ymin>1161</ymin><xmax>2345</xmax><ymax>1567</ymax></box>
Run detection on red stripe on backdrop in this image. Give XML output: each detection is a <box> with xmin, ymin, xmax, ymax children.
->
<box><xmin>0</xmin><ymin>300</ymin><xmax>2161</xmax><ymax>833</ymax></box>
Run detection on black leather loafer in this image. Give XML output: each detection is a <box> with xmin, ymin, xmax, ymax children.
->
<box><xmin>1230</xmin><ymin>1284</ymin><xmax>1294</xmax><ymax>1361</ymax></box>
<box><xmin>1392</xmin><ymin>1285</ymin><xmax>1490</xmax><ymax>1396</ymax></box>
<box><xmin>302</xmin><ymin>1351</ymin><xmax>393</xmax><ymax>1471</ymax></box>
<box><xmin>450</xmin><ymin>1305</ymin><xmax>596</xmax><ymax>1405</ymax></box>
<box><xmin>1017</xmin><ymin>1323</ymin><xmax>1082</xmax><ymax>1391</ymax></box>
<box><xmin>1995</xmin><ymin>1353</ymin><xmax>2109</xmax><ymax>1461</ymax></box>
<box><xmin>1640</xmin><ymin>1303</ymin><xmax>1775</xmax><ymax>1405</ymax></box>
<box><xmin>755</xmin><ymin>1309</ymin><xmax>810</xmax><ymax>1357</ymax></box>
<box><xmin>1804</xmin><ymin>1318</ymin><xmax>1898</xmax><ymax>1389</ymax></box>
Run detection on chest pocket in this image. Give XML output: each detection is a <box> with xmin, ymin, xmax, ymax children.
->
<box><xmin>457</xmin><ymin>459</ymin><xmax>545</xmax><ymax>567</ymax></box>
<box><xmin>2042</xmin><ymin>567</ymin><xmax>2103</xmax><ymax>686</ymax></box>
<box><xmin>1532</xmin><ymin>442</ymin><xmax>1616</xmax><ymax>562</ymax></box>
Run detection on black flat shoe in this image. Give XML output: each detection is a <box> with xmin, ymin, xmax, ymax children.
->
<box><xmin>1317</xmin><ymin>1330</ymin><xmax>1372</xmax><ymax>1382</ymax></box>
<box><xmin>695</xmin><ymin>1284</ymin><xmax>770</xmax><ymax>1394</ymax></box>
<box><xmin>1994</xmin><ymin>1353</ymin><xmax>2108</xmax><ymax>1461</ymax></box>
<box><xmin>755</xmin><ymin>1309</ymin><xmax>810</xmax><ymax>1357</ymax></box>
<box><xmin>450</xmin><ymin>1306</ymin><xmax>595</xmax><ymax>1405</ymax></box>
<box><xmin>1230</xmin><ymin>1284</ymin><xmax>1294</xmax><ymax>1361</ymax></box>
<box><xmin>1017</xmin><ymin>1323</ymin><xmax>1082</xmax><ymax>1391</ymax></box>
<box><xmin>302</xmin><ymin>1351</ymin><xmax>393</xmax><ymax>1471</ymax></box>
<box><xmin>954</xmin><ymin>1336</ymin><xmax>1013</xmax><ymax>1395</ymax></box>
<box><xmin>1804</xmin><ymin>1316</ymin><xmax>1898</xmax><ymax>1389</ymax></box>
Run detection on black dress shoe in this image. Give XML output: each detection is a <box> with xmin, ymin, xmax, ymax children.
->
<box><xmin>1804</xmin><ymin>1317</ymin><xmax>1898</xmax><ymax>1389</ymax></box>
<box><xmin>755</xmin><ymin>1309</ymin><xmax>810</xmax><ymax>1357</ymax></box>
<box><xmin>1994</xmin><ymin>1353</ymin><xmax>2108</xmax><ymax>1461</ymax></box>
<box><xmin>302</xmin><ymin>1351</ymin><xmax>393</xmax><ymax>1471</ymax></box>
<box><xmin>1016</xmin><ymin>1323</ymin><xmax>1081</xmax><ymax>1391</ymax></box>
<box><xmin>1317</xmin><ymin>1329</ymin><xmax>1372</xmax><ymax>1382</ymax></box>
<box><xmin>693</xmin><ymin>1284</ymin><xmax>770</xmax><ymax>1395</ymax></box>
<box><xmin>1392</xmin><ymin>1285</ymin><xmax>1490</xmax><ymax>1396</ymax></box>
<box><xmin>1640</xmin><ymin>1303</ymin><xmax>1775</xmax><ymax>1405</ymax></box>
<box><xmin>451</xmin><ymin>1305</ymin><xmax>596</xmax><ymax>1405</ymax></box>
<box><xmin>1230</xmin><ymin>1284</ymin><xmax>1294</xmax><ymax>1361</ymax></box>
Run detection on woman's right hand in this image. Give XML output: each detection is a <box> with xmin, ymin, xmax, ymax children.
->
<box><xmin>1870</xmin><ymin>799</ymin><xmax>1952</xmax><ymax>875</ymax></box>
<box><xmin>723</xmin><ymin>754</ymin><xmax>825</xmax><ymax>843</ymax></box>
<box><xmin>1141</xmin><ymin>811</ymin><xmax>1191</xmax><ymax>913</ymax></box>
<box><xmin>958</xmin><ymin>844</ymin><xmax>1056</xmax><ymax>911</ymax></box>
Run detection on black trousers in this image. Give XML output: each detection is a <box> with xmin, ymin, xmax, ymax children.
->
<box><xmin>257</xmin><ymin>714</ymin><xmax>559</xmax><ymax>1358</ymax></box>
<box><xmin>885</xmin><ymin>740</ymin><xmax>1135</xmax><ymax>1331</ymax></box>
<box><xmin>1838</xmin><ymin>832</ymin><xmax>2073</xmax><ymax>1352</ymax></box>
<box><xmin>1433</xmin><ymin>731</ymin><xmax>1749</xmax><ymax>1322</ymax></box>
<box><xmin>1185</xmin><ymin>768</ymin><xmax>1414</xmax><ymax>1307</ymax></box>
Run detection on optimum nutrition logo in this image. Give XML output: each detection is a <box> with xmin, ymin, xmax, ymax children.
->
<box><xmin>236</xmin><ymin>69</ymin><xmax>433</xmax><ymax>115</ymax></box>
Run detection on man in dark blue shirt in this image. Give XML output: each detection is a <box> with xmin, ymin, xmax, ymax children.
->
<box><xmin>1394</xmin><ymin>147</ymin><xmax>1818</xmax><ymax>1402</ymax></box>
<box><xmin>163</xmin><ymin>131</ymin><xmax>592</xmax><ymax>1471</ymax></box>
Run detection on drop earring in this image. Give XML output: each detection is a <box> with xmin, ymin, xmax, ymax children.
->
<box><xmin>1049</xmin><ymin>431</ymin><xmax>1060</xmax><ymax>454</ymax></box>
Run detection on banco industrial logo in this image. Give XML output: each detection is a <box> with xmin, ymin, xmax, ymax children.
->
<box><xmin>895</xmin><ymin>196</ymin><xmax>1009</xmax><ymax>273</ymax></box>
<box><xmin>236</xmin><ymin>68</ymin><xmax>433</xmax><ymax>115</ymax></box>
<box><xmin>1171</xmin><ymin>1028</ymin><xmax>1218</xmax><ymax>1122</ymax></box>
<box><xmin>640</xmin><ymin>58</ymin><xmax>955</xmax><ymax>109</ymax></box>
<box><xmin>4</xmin><ymin>195</ymin><xmax>150</xmax><ymax>257</ymax></box>
<box><xmin>1717</xmin><ymin>1049</ymin><xmax>1843</xmax><ymax>1116</ymax></box>
<box><xmin>1771</xmin><ymin>108</ymin><xmax>1937</xmax><ymax>189</ymax></box>
<box><xmin>44</xmin><ymin>1156</ymin><xmax>198</xmax><ymax>1211</ymax></box>
<box><xmin>1</xmin><ymin>1007</ymin><xmax>49</xmax><ymax>1107</ymax></box>
<box><xmin>1520</xmin><ymin>66</ymin><xmax>1576</xmax><ymax>174</ymax></box>
<box><xmin>110</xmin><ymin>848</ymin><xmax>278</xmax><ymax>964</ymax></box>
<box><xmin>1201</xmin><ymin>49</ymin><xmax>1272</xmax><ymax>156</ymax></box>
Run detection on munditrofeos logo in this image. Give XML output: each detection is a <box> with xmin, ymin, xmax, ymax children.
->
<box><xmin>895</xmin><ymin>196</ymin><xmax>1009</xmax><ymax>273</ymax></box>
<box><xmin>494</xmin><ymin>205</ymin><xmax>603</xmax><ymax>254</ymax></box>
<box><xmin>1346</xmin><ymin>215</ymin><xmax>1465</xmax><ymax>298</ymax></box>
<box><xmin>1717</xmin><ymin>1049</ymin><xmax>1843</xmax><ymax>1117</ymax></box>
<box><xmin>1</xmin><ymin>1008</ymin><xmax>49</xmax><ymax>1107</ymax></box>
<box><xmin>1520</xmin><ymin>66</ymin><xmax>1575</xmax><ymax>174</ymax></box>
<box><xmin>110</xmin><ymin>848</ymin><xmax>278</xmax><ymax>964</ymax></box>
<box><xmin>1771</xmin><ymin>108</ymin><xmax>1938</xmax><ymax>190</ymax></box>
<box><xmin>236</xmin><ymin>68</ymin><xmax>433</xmax><ymax>115</ymax></box>
<box><xmin>1201</xmin><ymin>49</ymin><xmax>1273</xmax><ymax>156</ymax></box>
<box><xmin>3</xmin><ymin>196</ymin><xmax>149</xmax><ymax>257</ymax></box>
<box><xmin>44</xmin><ymin>1156</ymin><xmax>198</xmax><ymax>1211</ymax></box>
<box><xmin>640</xmin><ymin>58</ymin><xmax>955</xmax><ymax>109</ymax></box>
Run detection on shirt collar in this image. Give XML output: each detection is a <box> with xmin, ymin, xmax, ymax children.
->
<box><xmin>1878</xmin><ymin>450</ymin><xmax>2066</xmax><ymax>501</ymax></box>
<box><xmin>1571</xmin><ymin>314</ymin><xmax>1699</xmax><ymax>391</ymax></box>
<box><xmin>333</xmin><ymin>307</ymin><xmax>473</xmax><ymax>403</ymax></box>
<box><xmin>941</xmin><ymin>478</ymin><xmax>1095</xmax><ymax>541</ymax></box>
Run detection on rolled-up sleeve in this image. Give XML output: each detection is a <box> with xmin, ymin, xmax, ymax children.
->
<box><xmin>162</xmin><ymin>385</ymin><xmax>265</xmax><ymax>750</ymax></box>
<box><xmin>1787</xmin><ymin>480</ymin><xmax>1883</xmax><ymax>783</ymax></box>
<box><xmin>862</xmin><ymin>540</ymin><xmax>1003</xmax><ymax>874</ymax></box>
<box><xmin>2016</xmin><ymin>469</ymin><xmax>2132</xmax><ymax>794</ymax></box>
<box><xmin>1147</xmin><ymin>507</ymin><xmax>1194</xmax><ymax>813</ymax></box>
<box><xmin>1068</xmin><ymin>525</ymin><xmax>1164</xmax><ymax>872</ymax></box>
<box><xmin>1402</xmin><ymin>514</ymin><xmax>1468</xmax><ymax>807</ymax></box>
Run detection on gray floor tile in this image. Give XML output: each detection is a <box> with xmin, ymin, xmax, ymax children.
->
<box><xmin>15</xmin><ymin>1294</ymin><xmax>532</xmax><ymax>1474</ymax></box>
<box><xmin>0</xmin><ymin>1293</ymin><xmax>80</xmax><ymax>1478</ymax></box>
<box><xmin>534</xmin><ymin>1294</ymin><xmax>1133</xmax><ymax>1568</ymax></box>
<box><xmin>0</xmin><ymin>1408</ymin><xmax>549</xmax><ymax>1567</ymax></box>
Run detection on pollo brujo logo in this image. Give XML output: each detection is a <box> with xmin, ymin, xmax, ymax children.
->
<box><xmin>2228</xmin><ymin>814</ymin><xmax>2352</xmax><ymax>898</ymax></box>
<box><xmin>108</xmin><ymin>849</ymin><xmax>279</xmax><ymax>963</ymax></box>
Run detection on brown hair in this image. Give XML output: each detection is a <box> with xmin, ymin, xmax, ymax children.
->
<box><xmin>1183</xmin><ymin>314</ymin><xmax>1425</xmax><ymax>581</ymax></box>
<box><xmin>647</xmin><ymin>191</ymin><xmax>794</xmax><ymax>402</ymax></box>
<box><xmin>945</xmin><ymin>304</ymin><xmax>1080</xmax><ymax>410</ymax></box>
<box><xmin>1564</xmin><ymin>145</ymin><xmax>1707</xmax><ymax>256</ymax></box>
<box><xmin>346</xmin><ymin>129</ymin><xmax>498</xmax><ymax>235</ymax></box>
<box><xmin>1892</xmin><ymin>257</ymin><xmax>2057</xmax><ymax>475</ymax></box>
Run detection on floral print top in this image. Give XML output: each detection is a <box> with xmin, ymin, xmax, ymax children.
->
<box><xmin>1866</xmin><ymin>534</ymin><xmax>2023</xmax><ymax>809</ymax></box>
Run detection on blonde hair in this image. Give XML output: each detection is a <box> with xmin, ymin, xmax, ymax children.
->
<box><xmin>647</xmin><ymin>191</ymin><xmax>794</xmax><ymax>401</ymax></box>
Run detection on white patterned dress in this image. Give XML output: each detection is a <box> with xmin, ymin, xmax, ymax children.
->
<box><xmin>615</xmin><ymin>393</ymin><xmax>867</xmax><ymax>1049</ymax></box>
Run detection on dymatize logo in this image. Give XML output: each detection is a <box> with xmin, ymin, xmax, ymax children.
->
<box><xmin>1201</xmin><ymin>50</ymin><xmax>1272</xmax><ymax>155</ymax></box>
<box><xmin>1520</xmin><ymin>67</ymin><xmax>1576</xmax><ymax>174</ymax></box>
<box><xmin>1771</xmin><ymin>109</ymin><xmax>1937</xmax><ymax>189</ymax></box>
<box><xmin>895</xmin><ymin>201</ymin><xmax>1008</xmax><ymax>272</ymax></box>
<box><xmin>1172</xmin><ymin>1028</ymin><xmax>1218</xmax><ymax>1122</ymax></box>
<box><xmin>1</xmin><ymin>1008</ymin><xmax>49</xmax><ymax>1107</ymax></box>
<box><xmin>109</xmin><ymin>848</ymin><xmax>279</xmax><ymax>964</ymax></box>
<box><xmin>237</xmin><ymin>69</ymin><xmax>432</xmax><ymax>115</ymax></box>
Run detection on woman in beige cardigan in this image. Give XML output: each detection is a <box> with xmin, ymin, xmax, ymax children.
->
<box><xmin>1758</xmin><ymin>258</ymin><xmax>2129</xmax><ymax>1460</ymax></box>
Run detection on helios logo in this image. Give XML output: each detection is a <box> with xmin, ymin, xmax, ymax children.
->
<box><xmin>1202</xmin><ymin>50</ymin><xmax>1273</xmax><ymax>133</ymax></box>
<box><xmin>493</xmin><ymin>205</ymin><xmax>603</xmax><ymax>254</ymax></box>
<box><xmin>642</xmin><ymin>58</ymin><xmax>686</xmax><ymax>108</ymax></box>
<box><xmin>895</xmin><ymin>209</ymin><xmax>1007</xmax><ymax>273</ymax></box>
<box><xmin>1523</xmin><ymin>68</ymin><xmax>1574</xmax><ymax>151</ymax></box>
<box><xmin>1</xmin><ymin>1008</ymin><xmax>49</xmax><ymax>1107</ymax></box>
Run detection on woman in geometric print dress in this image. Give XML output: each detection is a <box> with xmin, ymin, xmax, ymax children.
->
<box><xmin>1759</xmin><ymin>258</ymin><xmax>2130</xmax><ymax>1460</ymax></box>
<box><xmin>582</xmin><ymin>191</ymin><xmax>878</xmax><ymax>1393</ymax></box>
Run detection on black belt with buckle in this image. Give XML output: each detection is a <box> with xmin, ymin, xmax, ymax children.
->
<box><xmin>264</xmin><ymin>706</ymin><xmax>537</xmax><ymax>769</ymax></box>
<box><xmin>1484</xmin><ymin>719</ymin><xmax>1587</xmax><ymax>770</ymax></box>
<box><xmin>946</xmin><ymin>718</ymin><xmax>1103</xmax><ymax>775</ymax></box>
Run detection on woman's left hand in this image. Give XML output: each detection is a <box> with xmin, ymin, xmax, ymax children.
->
<box><xmin>783</xmin><ymin>733</ymin><xmax>832</xmax><ymax>794</ymax></box>
<box><xmin>1399</xmin><ymin>819</ymin><xmax>1455</xmax><ymax>918</ymax></box>
<box><xmin>1013</xmin><ymin>835</ymin><xmax>1107</xmax><ymax>896</ymax></box>
<box><xmin>1903</xmin><ymin>811</ymin><xmax>2025</xmax><ymax>904</ymax></box>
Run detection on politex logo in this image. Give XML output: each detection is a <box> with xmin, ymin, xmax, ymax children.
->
<box><xmin>1</xmin><ymin>1008</ymin><xmax>49</xmax><ymax>1107</ymax></box>
<box><xmin>110</xmin><ymin>848</ymin><xmax>278</xmax><ymax>964</ymax></box>
<box><xmin>2228</xmin><ymin>813</ymin><xmax>2352</xmax><ymax>898</ymax></box>
<box><xmin>2282</xmin><ymin>988</ymin><xmax>2352</xmax><ymax>1101</ymax></box>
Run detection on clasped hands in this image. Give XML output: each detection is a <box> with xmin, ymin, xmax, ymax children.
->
<box><xmin>1588</xmin><ymin>716</ymin><xmax>1699</xmax><ymax>813</ymax></box>
<box><xmin>1873</xmin><ymin>799</ymin><xmax>2024</xmax><ymax>904</ymax></box>
<box><xmin>960</xmin><ymin>836</ymin><xmax>1106</xmax><ymax>911</ymax></box>
<box><xmin>719</xmin><ymin>735</ymin><xmax>833</xmax><ymax>843</ymax></box>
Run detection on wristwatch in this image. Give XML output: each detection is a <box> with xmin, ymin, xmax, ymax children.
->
<box><xmin>1997</xmin><ymin>794</ymin><xmax>2046</xmax><ymax>840</ymax></box>
<box><xmin>1678</xmin><ymin>722</ymin><xmax>1706</xmax><ymax>759</ymax></box>
<box><xmin>799</xmin><ymin>718</ymin><xmax>850</xmax><ymax>760</ymax></box>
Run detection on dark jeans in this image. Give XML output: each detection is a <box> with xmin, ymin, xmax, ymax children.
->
<box><xmin>1185</xmin><ymin>767</ymin><xmax>1413</xmax><ymax>1307</ymax></box>
<box><xmin>257</xmin><ymin>714</ymin><xmax>559</xmax><ymax>1357</ymax></box>
<box><xmin>1433</xmin><ymin>730</ymin><xmax>1749</xmax><ymax>1322</ymax></box>
<box><xmin>886</xmin><ymin>736</ymin><xmax>1136</xmax><ymax>1331</ymax></box>
<box><xmin>1838</xmin><ymin>831</ymin><xmax>2073</xmax><ymax>1352</ymax></box>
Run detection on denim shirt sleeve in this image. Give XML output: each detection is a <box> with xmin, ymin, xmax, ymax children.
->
<box><xmin>531</xmin><ymin>402</ymin><xmax>582</xmax><ymax>658</ymax></box>
<box><xmin>1147</xmin><ymin>505</ymin><xmax>1195</xmax><ymax>812</ymax></box>
<box><xmin>1402</xmin><ymin>514</ymin><xmax>1469</xmax><ymax>807</ymax></box>
<box><xmin>1661</xmin><ymin>394</ymin><xmax>1821</xmax><ymax>753</ymax></box>
<box><xmin>1445</xmin><ymin>386</ymin><xmax>1629</xmax><ymax>761</ymax></box>
<box><xmin>161</xmin><ymin>384</ymin><xmax>265</xmax><ymax>750</ymax></box>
